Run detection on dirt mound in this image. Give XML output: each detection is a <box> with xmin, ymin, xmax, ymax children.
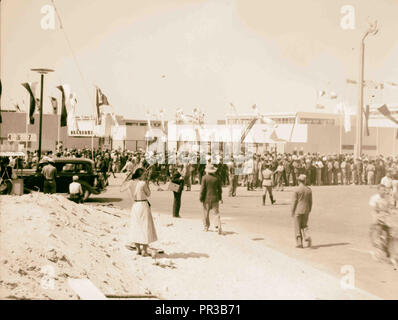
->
<box><xmin>0</xmin><ymin>193</ymin><xmax>136</xmax><ymax>300</ymax></box>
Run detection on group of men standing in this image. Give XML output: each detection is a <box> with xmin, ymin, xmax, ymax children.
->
<box><xmin>222</xmin><ymin>152</ymin><xmax>398</xmax><ymax>198</ymax></box>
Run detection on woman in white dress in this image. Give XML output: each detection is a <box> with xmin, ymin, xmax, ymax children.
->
<box><xmin>123</xmin><ymin>168</ymin><xmax>158</xmax><ymax>256</ymax></box>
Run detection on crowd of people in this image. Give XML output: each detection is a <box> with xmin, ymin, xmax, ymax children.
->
<box><xmin>3</xmin><ymin>148</ymin><xmax>398</xmax><ymax>191</ymax></box>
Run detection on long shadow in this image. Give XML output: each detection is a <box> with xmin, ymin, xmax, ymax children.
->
<box><xmin>271</xmin><ymin>202</ymin><xmax>290</xmax><ymax>206</ymax></box>
<box><xmin>237</xmin><ymin>195</ymin><xmax>263</xmax><ymax>198</ymax></box>
<box><xmin>220</xmin><ymin>231</ymin><xmax>238</xmax><ymax>236</ymax></box>
<box><xmin>310</xmin><ymin>242</ymin><xmax>350</xmax><ymax>250</ymax></box>
<box><xmin>156</xmin><ymin>252</ymin><xmax>209</xmax><ymax>259</ymax></box>
<box><xmin>86</xmin><ymin>197</ymin><xmax>123</xmax><ymax>203</ymax></box>
<box><xmin>206</xmin><ymin>230</ymin><xmax>238</xmax><ymax>236</ymax></box>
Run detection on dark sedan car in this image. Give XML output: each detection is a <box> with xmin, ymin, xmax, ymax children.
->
<box><xmin>21</xmin><ymin>158</ymin><xmax>103</xmax><ymax>200</ymax></box>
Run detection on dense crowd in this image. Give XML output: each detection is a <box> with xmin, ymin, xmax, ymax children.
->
<box><xmin>2</xmin><ymin>148</ymin><xmax>398</xmax><ymax>190</ymax></box>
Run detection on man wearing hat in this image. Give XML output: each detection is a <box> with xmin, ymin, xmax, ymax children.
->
<box><xmin>291</xmin><ymin>174</ymin><xmax>312</xmax><ymax>248</ymax></box>
<box><xmin>261</xmin><ymin>163</ymin><xmax>275</xmax><ymax>205</ymax></box>
<box><xmin>69</xmin><ymin>175</ymin><xmax>84</xmax><ymax>203</ymax></box>
<box><xmin>228</xmin><ymin>158</ymin><xmax>238</xmax><ymax>197</ymax></box>
<box><xmin>200</xmin><ymin>163</ymin><xmax>223</xmax><ymax>234</ymax></box>
<box><xmin>41</xmin><ymin>158</ymin><xmax>57</xmax><ymax>194</ymax></box>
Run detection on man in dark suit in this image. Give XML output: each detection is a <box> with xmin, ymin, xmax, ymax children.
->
<box><xmin>291</xmin><ymin>174</ymin><xmax>313</xmax><ymax>248</ymax></box>
<box><xmin>171</xmin><ymin>166</ymin><xmax>184</xmax><ymax>218</ymax></box>
<box><xmin>200</xmin><ymin>164</ymin><xmax>223</xmax><ymax>234</ymax></box>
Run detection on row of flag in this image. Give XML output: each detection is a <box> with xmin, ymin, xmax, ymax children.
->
<box><xmin>316</xmin><ymin>80</ymin><xmax>398</xmax><ymax>110</ymax></box>
<box><xmin>11</xmin><ymin>82</ymin><xmax>110</xmax><ymax>127</ymax></box>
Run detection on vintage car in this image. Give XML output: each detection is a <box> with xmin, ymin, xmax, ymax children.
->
<box><xmin>20</xmin><ymin>158</ymin><xmax>103</xmax><ymax>200</ymax></box>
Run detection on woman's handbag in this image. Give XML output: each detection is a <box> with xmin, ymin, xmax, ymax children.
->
<box><xmin>167</xmin><ymin>181</ymin><xmax>180</xmax><ymax>192</ymax></box>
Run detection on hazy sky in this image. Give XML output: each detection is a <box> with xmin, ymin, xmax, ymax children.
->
<box><xmin>1</xmin><ymin>0</ymin><xmax>398</xmax><ymax>122</ymax></box>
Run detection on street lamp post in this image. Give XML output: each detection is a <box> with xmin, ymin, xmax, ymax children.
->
<box><xmin>31</xmin><ymin>68</ymin><xmax>54</xmax><ymax>160</ymax></box>
<box><xmin>355</xmin><ymin>22</ymin><xmax>378</xmax><ymax>159</ymax></box>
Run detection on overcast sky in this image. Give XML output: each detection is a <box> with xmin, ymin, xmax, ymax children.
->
<box><xmin>1</xmin><ymin>0</ymin><xmax>398</xmax><ymax>122</ymax></box>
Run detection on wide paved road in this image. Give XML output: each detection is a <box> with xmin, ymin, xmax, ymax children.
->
<box><xmin>90</xmin><ymin>174</ymin><xmax>398</xmax><ymax>299</ymax></box>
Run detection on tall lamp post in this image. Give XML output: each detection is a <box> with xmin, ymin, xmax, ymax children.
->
<box><xmin>31</xmin><ymin>68</ymin><xmax>54</xmax><ymax>160</ymax></box>
<box><xmin>355</xmin><ymin>22</ymin><xmax>378</xmax><ymax>159</ymax></box>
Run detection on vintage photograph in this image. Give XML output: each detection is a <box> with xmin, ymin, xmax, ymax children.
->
<box><xmin>0</xmin><ymin>0</ymin><xmax>398</xmax><ymax>302</ymax></box>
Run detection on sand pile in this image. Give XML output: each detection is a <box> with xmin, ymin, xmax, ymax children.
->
<box><xmin>0</xmin><ymin>193</ymin><xmax>137</xmax><ymax>300</ymax></box>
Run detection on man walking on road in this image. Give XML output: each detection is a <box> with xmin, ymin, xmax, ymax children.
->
<box><xmin>291</xmin><ymin>174</ymin><xmax>312</xmax><ymax>248</ymax></box>
<box><xmin>228</xmin><ymin>159</ymin><xmax>238</xmax><ymax>197</ymax></box>
<box><xmin>200</xmin><ymin>164</ymin><xmax>223</xmax><ymax>234</ymax></box>
<box><xmin>261</xmin><ymin>163</ymin><xmax>275</xmax><ymax>205</ymax></box>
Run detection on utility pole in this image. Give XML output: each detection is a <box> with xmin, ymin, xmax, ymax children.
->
<box><xmin>355</xmin><ymin>21</ymin><xmax>378</xmax><ymax>159</ymax></box>
<box><xmin>31</xmin><ymin>68</ymin><xmax>54</xmax><ymax>160</ymax></box>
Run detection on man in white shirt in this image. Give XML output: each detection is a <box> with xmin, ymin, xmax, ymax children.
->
<box><xmin>369</xmin><ymin>184</ymin><xmax>396</xmax><ymax>266</ymax></box>
<box><xmin>243</xmin><ymin>156</ymin><xmax>255</xmax><ymax>191</ymax></box>
<box><xmin>381</xmin><ymin>170</ymin><xmax>393</xmax><ymax>191</ymax></box>
<box><xmin>69</xmin><ymin>175</ymin><xmax>83</xmax><ymax>203</ymax></box>
<box><xmin>262</xmin><ymin>163</ymin><xmax>275</xmax><ymax>205</ymax></box>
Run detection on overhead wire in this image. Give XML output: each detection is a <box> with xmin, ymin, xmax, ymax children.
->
<box><xmin>51</xmin><ymin>0</ymin><xmax>97</xmax><ymax>120</ymax></box>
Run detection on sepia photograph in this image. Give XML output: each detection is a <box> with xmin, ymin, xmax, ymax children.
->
<box><xmin>0</xmin><ymin>0</ymin><xmax>398</xmax><ymax>306</ymax></box>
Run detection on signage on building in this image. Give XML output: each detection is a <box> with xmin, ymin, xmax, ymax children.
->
<box><xmin>69</xmin><ymin>129</ymin><xmax>94</xmax><ymax>136</ymax></box>
<box><xmin>68</xmin><ymin>117</ymin><xmax>96</xmax><ymax>137</ymax></box>
<box><xmin>7</xmin><ymin>133</ymin><xmax>37</xmax><ymax>142</ymax></box>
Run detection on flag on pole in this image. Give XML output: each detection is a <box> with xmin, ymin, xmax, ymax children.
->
<box><xmin>343</xmin><ymin>103</ymin><xmax>351</xmax><ymax>133</ymax></box>
<box><xmin>69</xmin><ymin>92</ymin><xmax>78</xmax><ymax>129</ymax></box>
<box><xmin>95</xmin><ymin>87</ymin><xmax>110</xmax><ymax>125</ymax></box>
<box><xmin>56</xmin><ymin>84</ymin><xmax>70</xmax><ymax>127</ymax></box>
<box><xmin>229</xmin><ymin>102</ymin><xmax>238</xmax><ymax>115</ymax></box>
<box><xmin>31</xmin><ymin>82</ymin><xmax>40</xmax><ymax>112</ymax></box>
<box><xmin>111</xmin><ymin>112</ymin><xmax>119</xmax><ymax>127</ymax></box>
<box><xmin>377</xmin><ymin>104</ymin><xmax>398</xmax><ymax>125</ymax></box>
<box><xmin>252</xmin><ymin>104</ymin><xmax>260</xmax><ymax>116</ymax></box>
<box><xmin>23</xmin><ymin>101</ymin><xmax>29</xmax><ymax>125</ymax></box>
<box><xmin>378</xmin><ymin>104</ymin><xmax>398</xmax><ymax>140</ymax></box>
<box><xmin>21</xmin><ymin>82</ymin><xmax>38</xmax><ymax>124</ymax></box>
<box><xmin>146</xmin><ymin>111</ymin><xmax>152</xmax><ymax>129</ymax></box>
<box><xmin>50</xmin><ymin>97</ymin><xmax>58</xmax><ymax>114</ymax></box>
<box><xmin>159</xmin><ymin>108</ymin><xmax>165</xmax><ymax>131</ymax></box>
<box><xmin>69</xmin><ymin>92</ymin><xmax>77</xmax><ymax>110</ymax></box>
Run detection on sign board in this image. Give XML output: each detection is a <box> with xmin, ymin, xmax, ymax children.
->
<box><xmin>68</xmin><ymin>117</ymin><xmax>96</xmax><ymax>137</ymax></box>
<box><xmin>7</xmin><ymin>133</ymin><xmax>37</xmax><ymax>142</ymax></box>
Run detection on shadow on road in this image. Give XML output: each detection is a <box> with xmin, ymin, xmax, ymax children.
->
<box><xmin>220</xmin><ymin>231</ymin><xmax>238</xmax><ymax>236</ymax></box>
<box><xmin>86</xmin><ymin>197</ymin><xmax>123</xmax><ymax>203</ymax></box>
<box><xmin>310</xmin><ymin>242</ymin><xmax>350</xmax><ymax>250</ymax></box>
<box><xmin>157</xmin><ymin>252</ymin><xmax>209</xmax><ymax>259</ymax></box>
